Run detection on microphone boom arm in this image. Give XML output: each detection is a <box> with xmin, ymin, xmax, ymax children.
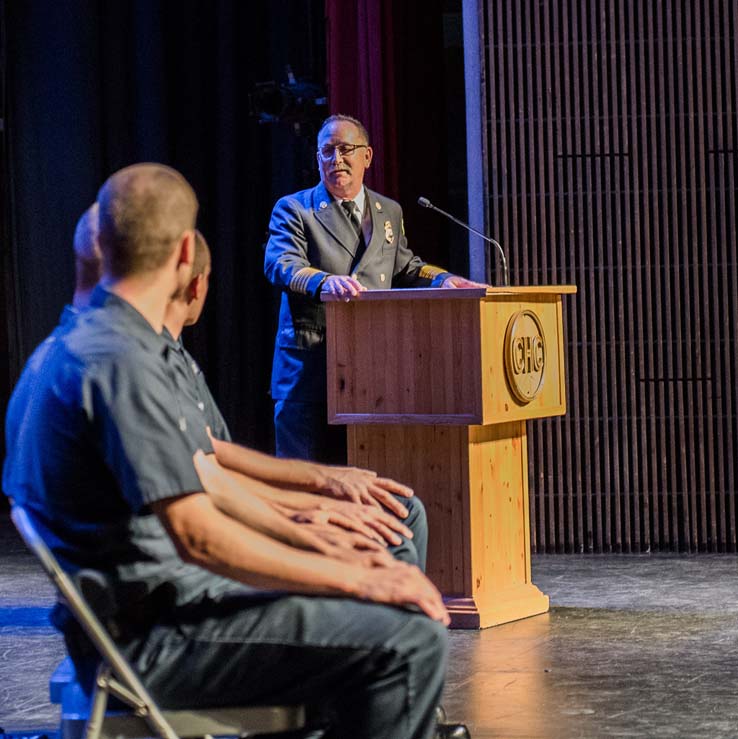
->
<box><xmin>418</xmin><ymin>197</ymin><xmax>509</xmax><ymax>286</ymax></box>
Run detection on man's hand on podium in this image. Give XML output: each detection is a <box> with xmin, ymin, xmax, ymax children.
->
<box><xmin>321</xmin><ymin>274</ymin><xmax>366</xmax><ymax>300</ymax></box>
<box><xmin>440</xmin><ymin>275</ymin><xmax>488</xmax><ymax>289</ymax></box>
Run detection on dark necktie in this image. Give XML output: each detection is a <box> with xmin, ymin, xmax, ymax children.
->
<box><xmin>342</xmin><ymin>200</ymin><xmax>362</xmax><ymax>236</ymax></box>
<box><xmin>342</xmin><ymin>200</ymin><xmax>366</xmax><ymax>269</ymax></box>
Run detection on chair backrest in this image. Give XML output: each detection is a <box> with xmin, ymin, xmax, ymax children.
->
<box><xmin>11</xmin><ymin>505</ymin><xmax>68</xmax><ymax>584</ymax></box>
<box><xmin>11</xmin><ymin>505</ymin><xmax>123</xmax><ymax>664</ymax></box>
<box><xmin>10</xmin><ymin>504</ymin><xmax>180</xmax><ymax>739</ymax></box>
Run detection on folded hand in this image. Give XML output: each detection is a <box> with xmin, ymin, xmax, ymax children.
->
<box><xmin>353</xmin><ymin>561</ymin><xmax>450</xmax><ymax>625</ymax></box>
<box><xmin>320</xmin><ymin>466</ymin><xmax>414</xmax><ymax>519</ymax></box>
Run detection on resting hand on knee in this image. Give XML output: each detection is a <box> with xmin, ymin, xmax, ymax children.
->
<box><xmin>350</xmin><ymin>561</ymin><xmax>450</xmax><ymax>625</ymax></box>
<box><xmin>319</xmin><ymin>466</ymin><xmax>414</xmax><ymax>518</ymax></box>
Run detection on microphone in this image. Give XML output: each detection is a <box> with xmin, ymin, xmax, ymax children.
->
<box><xmin>417</xmin><ymin>197</ymin><xmax>509</xmax><ymax>286</ymax></box>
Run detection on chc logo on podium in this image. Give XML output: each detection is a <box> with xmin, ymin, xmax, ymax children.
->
<box><xmin>504</xmin><ymin>310</ymin><xmax>546</xmax><ymax>403</ymax></box>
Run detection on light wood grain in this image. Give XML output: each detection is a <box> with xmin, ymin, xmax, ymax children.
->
<box><xmin>327</xmin><ymin>291</ymin><xmax>570</xmax><ymax>425</ymax></box>
<box><xmin>321</xmin><ymin>285</ymin><xmax>578</xmax><ymax>302</ymax></box>
<box><xmin>348</xmin><ymin>423</ymin><xmax>549</xmax><ymax>628</ymax></box>
<box><xmin>348</xmin><ymin>425</ymin><xmax>470</xmax><ymax>594</ymax></box>
<box><xmin>327</xmin><ymin>297</ymin><xmax>483</xmax><ymax>420</ymax></box>
<box><xmin>332</xmin><ymin>288</ymin><xmax>572</xmax><ymax>627</ymax></box>
<box><xmin>479</xmin><ymin>294</ymin><xmax>566</xmax><ymax>424</ymax></box>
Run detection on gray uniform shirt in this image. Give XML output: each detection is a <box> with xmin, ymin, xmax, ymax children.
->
<box><xmin>3</xmin><ymin>287</ymin><xmax>244</xmax><ymax>627</ymax></box>
<box><xmin>161</xmin><ymin>327</ymin><xmax>232</xmax><ymax>443</ymax></box>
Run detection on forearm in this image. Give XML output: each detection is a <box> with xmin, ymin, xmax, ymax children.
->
<box><xmin>212</xmin><ymin>441</ymin><xmax>415</xmax><ymax>522</ymax></box>
<box><xmin>212</xmin><ymin>437</ymin><xmax>330</xmax><ymax>491</ymax></box>
<box><xmin>155</xmin><ymin>487</ymin><xmax>450</xmax><ymax>622</ymax></box>
<box><xmin>264</xmin><ymin>199</ymin><xmax>327</xmax><ymax>298</ymax></box>
<box><xmin>225</xmin><ymin>473</ymin><xmax>326</xmax><ymax>511</ymax></box>
<box><xmin>195</xmin><ymin>452</ymin><xmax>327</xmax><ymax>551</ymax></box>
<box><xmin>158</xmin><ymin>493</ymin><xmax>364</xmax><ymax>595</ymax></box>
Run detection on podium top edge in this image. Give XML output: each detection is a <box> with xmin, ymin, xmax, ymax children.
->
<box><xmin>321</xmin><ymin>285</ymin><xmax>577</xmax><ymax>302</ymax></box>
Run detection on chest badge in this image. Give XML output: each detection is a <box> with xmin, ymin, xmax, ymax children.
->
<box><xmin>375</xmin><ymin>201</ymin><xmax>383</xmax><ymax>211</ymax></box>
<box><xmin>319</xmin><ymin>201</ymin><xmax>328</xmax><ymax>210</ymax></box>
<box><xmin>384</xmin><ymin>220</ymin><xmax>394</xmax><ymax>244</ymax></box>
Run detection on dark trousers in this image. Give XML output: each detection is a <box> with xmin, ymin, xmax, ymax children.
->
<box><xmin>122</xmin><ymin>593</ymin><xmax>448</xmax><ymax>739</ymax></box>
<box><xmin>274</xmin><ymin>399</ymin><xmax>347</xmax><ymax>465</ymax></box>
<box><xmin>274</xmin><ymin>399</ymin><xmax>428</xmax><ymax>570</ymax></box>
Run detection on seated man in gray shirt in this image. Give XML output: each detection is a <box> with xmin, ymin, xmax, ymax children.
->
<box><xmin>163</xmin><ymin>229</ymin><xmax>428</xmax><ymax>564</ymax></box>
<box><xmin>3</xmin><ymin>163</ymin><xmax>450</xmax><ymax>739</ymax></box>
<box><xmin>67</xmin><ymin>207</ymin><xmax>427</xmax><ymax>564</ymax></box>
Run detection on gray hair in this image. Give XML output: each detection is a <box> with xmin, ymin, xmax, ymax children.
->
<box><xmin>318</xmin><ymin>114</ymin><xmax>370</xmax><ymax>145</ymax></box>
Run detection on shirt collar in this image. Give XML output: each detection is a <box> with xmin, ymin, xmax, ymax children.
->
<box><xmin>346</xmin><ymin>187</ymin><xmax>366</xmax><ymax>217</ymax></box>
<box><xmin>89</xmin><ymin>285</ymin><xmax>168</xmax><ymax>355</ymax></box>
<box><xmin>59</xmin><ymin>304</ymin><xmax>79</xmax><ymax>327</ymax></box>
<box><xmin>160</xmin><ymin>325</ymin><xmax>175</xmax><ymax>345</ymax></box>
<box><xmin>160</xmin><ymin>325</ymin><xmax>185</xmax><ymax>352</ymax></box>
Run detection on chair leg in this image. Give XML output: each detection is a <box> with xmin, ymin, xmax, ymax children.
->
<box><xmin>85</xmin><ymin>663</ymin><xmax>111</xmax><ymax>739</ymax></box>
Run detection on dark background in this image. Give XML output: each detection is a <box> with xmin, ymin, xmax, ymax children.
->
<box><xmin>6</xmin><ymin>1</ymin><xmax>734</xmax><ymax>553</ymax></box>
<box><xmin>0</xmin><ymin>0</ymin><xmax>468</xmax><ymax>515</ymax></box>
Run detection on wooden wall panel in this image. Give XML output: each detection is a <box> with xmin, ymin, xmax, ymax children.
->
<box><xmin>478</xmin><ymin>0</ymin><xmax>738</xmax><ymax>551</ymax></box>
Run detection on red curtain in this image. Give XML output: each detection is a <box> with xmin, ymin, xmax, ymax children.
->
<box><xmin>325</xmin><ymin>0</ymin><xmax>399</xmax><ymax>198</ymax></box>
<box><xmin>325</xmin><ymin>0</ymin><xmax>458</xmax><ymax>270</ymax></box>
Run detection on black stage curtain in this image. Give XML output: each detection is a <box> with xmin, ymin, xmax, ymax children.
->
<box><xmin>1</xmin><ymin>0</ymin><xmax>326</xmax><ymax>469</ymax></box>
<box><xmin>1</xmin><ymin>1</ymin><xmax>468</xmax><ymax>517</ymax></box>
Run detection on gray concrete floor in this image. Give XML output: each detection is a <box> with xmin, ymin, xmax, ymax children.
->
<box><xmin>1</xmin><ymin>517</ymin><xmax>738</xmax><ymax>737</ymax></box>
<box><xmin>443</xmin><ymin>556</ymin><xmax>738</xmax><ymax>738</ymax></box>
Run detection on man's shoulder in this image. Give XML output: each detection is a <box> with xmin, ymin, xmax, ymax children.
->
<box><xmin>4</xmin><ymin>311</ymin><xmax>144</xmax><ymax>448</ymax></box>
<box><xmin>16</xmin><ymin>311</ymin><xmax>113</xmax><ymax>387</ymax></box>
<box><xmin>272</xmin><ymin>185</ymin><xmax>320</xmax><ymax>213</ymax></box>
<box><xmin>65</xmin><ymin>309</ymin><xmax>143</xmax><ymax>362</ymax></box>
<box><xmin>50</xmin><ymin>308</ymin><xmax>168</xmax><ymax>399</ymax></box>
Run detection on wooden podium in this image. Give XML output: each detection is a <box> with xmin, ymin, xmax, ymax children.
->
<box><xmin>324</xmin><ymin>285</ymin><xmax>576</xmax><ymax>628</ymax></box>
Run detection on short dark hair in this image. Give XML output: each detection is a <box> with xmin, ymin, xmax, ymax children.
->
<box><xmin>73</xmin><ymin>203</ymin><xmax>102</xmax><ymax>293</ymax></box>
<box><xmin>97</xmin><ymin>163</ymin><xmax>198</xmax><ymax>279</ymax></box>
<box><xmin>193</xmin><ymin>229</ymin><xmax>211</xmax><ymax>278</ymax></box>
<box><xmin>73</xmin><ymin>202</ymin><xmax>100</xmax><ymax>263</ymax></box>
<box><xmin>318</xmin><ymin>114</ymin><xmax>370</xmax><ymax>145</ymax></box>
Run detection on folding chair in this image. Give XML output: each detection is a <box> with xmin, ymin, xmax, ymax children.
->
<box><xmin>11</xmin><ymin>504</ymin><xmax>306</xmax><ymax>739</ymax></box>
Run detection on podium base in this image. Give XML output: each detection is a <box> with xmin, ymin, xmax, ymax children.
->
<box><xmin>445</xmin><ymin>584</ymin><xmax>550</xmax><ymax>629</ymax></box>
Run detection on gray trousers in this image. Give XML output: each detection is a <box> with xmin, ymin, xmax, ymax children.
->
<box><xmin>121</xmin><ymin>593</ymin><xmax>448</xmax><ymax>739</ymax></box>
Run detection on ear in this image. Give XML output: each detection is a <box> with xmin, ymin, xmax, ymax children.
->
<box><xmin>178</xmin><ymin>229</ymin><xmax>195</xmax><ymax>269</ymax></box>
<box><xmin>189</xmin><ymin>273</ymin><xmax>205</xmax><ymax>301</ymax></box>
<box><xmin>173</xmin><ymin>229</ymin><xmax>195</xmax><ymax>290</ymax></box>
<box><xmin>364</xmin><ymin>146</ymin><xmax>373</xmax><ymax>169</ymax></box>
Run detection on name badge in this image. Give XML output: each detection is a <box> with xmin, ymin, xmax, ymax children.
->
<box><xmin>384</xmin><ymin>220</ymin><xmax>394</xmax><ymax>244</ymax></box>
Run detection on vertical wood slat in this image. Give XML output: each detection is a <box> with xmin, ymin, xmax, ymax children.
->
<box><xmin>699</xmin><ymin>1</ymin><xmax>719</xmax><ymax>548</ymax></box>
<box><xmin>478</xmin><ymin>0</ymin><xmax>738</xmax><ymax>552</ymax></box>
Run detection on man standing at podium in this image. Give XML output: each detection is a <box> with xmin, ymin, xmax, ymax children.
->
<box><xmin>265</xmin><ymin>114</ymin><xmax>482</xmax><ymax>464</ymax></box>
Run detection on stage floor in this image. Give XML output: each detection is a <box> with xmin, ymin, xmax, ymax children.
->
<box><xmin>2</xmin><ymin>516</ymin><xmax>737</xmax><ymax>738</ymax></box>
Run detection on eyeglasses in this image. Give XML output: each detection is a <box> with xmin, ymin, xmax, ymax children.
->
<box><xmin>317</xmin><ymin>143</ymin><xmax>368</xmax><ymax>161</ymax></box>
